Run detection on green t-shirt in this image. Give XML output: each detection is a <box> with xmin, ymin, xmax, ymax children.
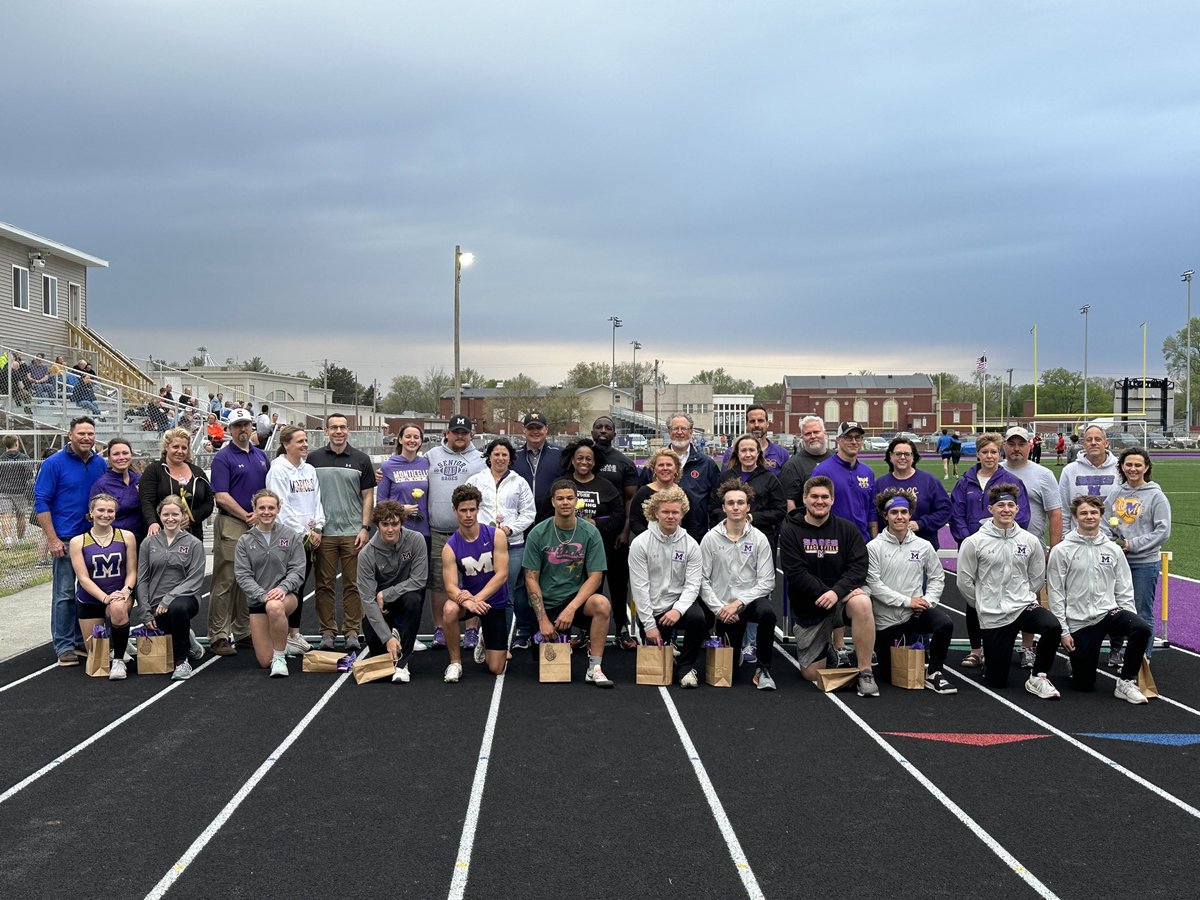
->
<box><xmin>523</xmin><ymin>516</ymin><xmax>607</xmax><ymax>606</ymax></box>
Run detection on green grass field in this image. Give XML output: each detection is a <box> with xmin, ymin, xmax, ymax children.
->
<box><xmin>865</xmin><ymin>457</ymin><xmax>1198</xmax><ymax>579</ymax></box>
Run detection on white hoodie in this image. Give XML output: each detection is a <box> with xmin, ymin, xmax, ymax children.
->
<box><xmin>629</xmin><ymin>521</ymin><xmax>702</xmax><ymax>633</ymax></box>
<box><xmin>698</xmin><ymin>519</ymin><xmax>775</xmax><ymax>614</ymax></box>
<box><xmin>1058</xmin><ymin>450</ymin><xmax>1118</xmax><ymax>531</ymax></box>
<box><xmin>866</xmin><ymin>528</ymin><xmax>945</xmax><ymax>631</ymax></box>
<box><xmin>957</xmin><ymin>518</ymin><xmax>1046</xmax><ymax>629</ymax></box>
<box><xmin>1047</xmin><ymin>529</ymin><xmax>1134</xmax><ymax>635</ymax></box>
<box><xmin>266</xmin><ymin>455</ymin><xmax>325</xmax><ymax>534</ymax></box>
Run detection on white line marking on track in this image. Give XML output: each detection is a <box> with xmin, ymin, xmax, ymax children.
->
<box><xmin>944</xmin><ymin>668</ymin><xmax>1200</xmax><ymax>820</ymax></box>
<box><xmin>772</xmin><ymin>644</ymin><xmax>1060</xmax><ymax>899</ymax></box>
<box><xmin>447</xmin><ymin>671</ymin><xmax>506</xmax><ymax>900</ymax></box>
<box><xmin>0</xmin><ymin>662</ymin><xmax>59</xmax><ymax>694</ymax></box>
<box><xmin>143</xmin><ymin>669</ymin><xmax>352</xmax><ymax>900</ymax></box>
<box><xmin>657</xmin><ymin>687</ymin><xmax>766</xmax><ymax>900</ymax></box>
<box><xmin>0</xmin><ymin>656</ymin><xmax>222</xmax><ymax>805</ymax></box>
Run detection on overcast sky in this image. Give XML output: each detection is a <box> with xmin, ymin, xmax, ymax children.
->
<box><xmin>4</xmin><ymin>1</ymin><xmax>1199</xmax><ymax>390</ymax></box>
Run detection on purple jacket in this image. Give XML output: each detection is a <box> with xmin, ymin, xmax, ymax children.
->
<box><xmin>949</xmin><ymin>464</ymin><xmax>1031</xmax><ymax>546</ymax></box>
<box><xmin>90</xmin><ymin>468</ymin><xmax>144</xmax><ymax>538</ymax></box>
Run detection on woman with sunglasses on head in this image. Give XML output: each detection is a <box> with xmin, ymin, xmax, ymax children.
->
<box><xmin>139</xmin><ymin>427</ymin><xmax>213</xmax><ymax>541</ymax></box>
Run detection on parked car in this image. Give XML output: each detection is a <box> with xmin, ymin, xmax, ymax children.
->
<box><xmin>1146</xmin><ymin>432</ymin><xmax>1171</xmax><ymax>450</ymax></box>
<box><xmin>1107</xmin><ymin>432</ymin><xmax>1141</xmax><ymax>451</ymax></box>
<box><xmin>862</xmin><ymin>436</ymin><xmax>889</xmax><ymax>452</ymax></box>
<box><xmin>1169</xmin><ymin>432</ymin><xmax>1199</xmax><ymax>449</ymax></box>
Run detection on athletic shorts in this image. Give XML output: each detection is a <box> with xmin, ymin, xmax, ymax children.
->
<box><xmin>453</xmin><ymin>603</ymin><xmax>508</xmax><ymax>649</ymax></box>
<box><xmin>430</xmin><ymin>531</ymin><xmax>452</xmax><ymax>591</ymax></box>
<box><xmin>792</xmin><ymin>614</ymin><xmax>835</xmax><ymax>669</ymax></box>
<box><xmin>76</xmin><ymin>599</ymin><xmax>108</xmax><ymax>620</ymax></box>
<box><xmin>544</xmin><ymin>602</ymin><xmax>593</xmax><ymax>633</ymax></box>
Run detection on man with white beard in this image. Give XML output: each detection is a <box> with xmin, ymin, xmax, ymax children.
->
<box><xmin>779</xmin><ymin>415</ymin><xmax>833</xmax><ymax>513</ymax></box>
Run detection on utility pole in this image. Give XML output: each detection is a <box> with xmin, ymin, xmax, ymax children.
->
<box><xmin>1006</xmin><ymin>367</ymin><xmax>1014</xmax><ymax>426</ymax></box>
<box><xmin>653</xmin><ymin>359</ymin><xmax>661</xmax><ymax>437</ymax></box>
<box><xmin>323</xmin><ymin>357</ymin><xmax>329</xmax><ymax>421</ymax></box>
<box><xmin>1080</xmin><ymin>305</ymin><xmax>1091</xmax><ymax>419</ymax></box>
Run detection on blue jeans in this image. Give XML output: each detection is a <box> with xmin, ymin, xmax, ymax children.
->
<box><xmin>1128</xmin><ymin>561</ymin><xmax>1161</xmax><ymax>656</ymax></box>
<box><xmin>51</xmin><ymin>554</ymin><xmax>83</xmax><ymax>656</ymax></box>
<box><xmin>507</xmin><ymin>544</ymin><xmax>534</xmax><ymax>637</ymax></box>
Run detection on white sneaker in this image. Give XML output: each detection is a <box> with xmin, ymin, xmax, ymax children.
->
<box><xmin>188</xmin><ymin>629</ymin><xmax>205</xmax><ymax>661</ymax></box>
<box><xmin>586</xmin><ymin>664</ymin><xmax>614</xmax><ymax>688</ymax></box>
<box><xmin>392</xmin><ymin>664</ymin><xmax>411</xmax><ymax>684</ymax></box>
<box><xmin>109</xmin><ymin>658</ymin><xmax>127</xmax><ymax>681</ymax></box>
<box><xmin>172</xmin><ymin>660</ymin><xmax>193</xmax><ymax>681</ymax></box>
<box><xmin>285</xmin><ymin>634</ymin><xmax>311</xmax><ymax>656</ymax></box>
<box><xmin>679</xmin><ymin>668</ymin><xmax>699</xmax><ymax>689</ymax></box>
<box><xmin>473</xmin><ymin>636</ymin><xmax>486</xmax><ymax>665</ymax></box>
<box><xmin>1024</xmin><ymin>673</ymin><xmax>1059</xmax><ymax>700</ymax></box>
<box><xmin>270</xmin><ymin>657</ymin><xmax>289</xmax><ymax>678</ymax></box>
<box><xmin>444</xmin><ymin>662</ymin><xmax>462</xmax><ymax>683</ymax></box>
<box><xmin>1114</xmin><ymin>678</ymin><xmax>1149</xmax><ymax>705</ymax></box>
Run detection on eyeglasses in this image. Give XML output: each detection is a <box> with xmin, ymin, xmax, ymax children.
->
<box><xmin>891</xmin><ymin>451</ymin><xmax>913</xmax><ymax>458</ymax></box>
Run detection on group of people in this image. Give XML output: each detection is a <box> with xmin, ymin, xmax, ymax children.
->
<box><xmin>31</xmin><ymin>404</ymin><xmax>1171</xmax><ymax>701</ymax></box>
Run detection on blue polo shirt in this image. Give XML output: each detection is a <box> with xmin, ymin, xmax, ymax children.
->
<box><xmin>210</xmin><ymin>441</ymin><xmax>270</xmax><ymax>513</ymax></box>
<box><xmin>33</xmin><ymin>445</ymin><xmax>107</xmax><ymax>539</ymax></box>
<box><xmin>812</xmin><ymin>452</ymin><xmax>875</xmax><ymax>543</ymax></box>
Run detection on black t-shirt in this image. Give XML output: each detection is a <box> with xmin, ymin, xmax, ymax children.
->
<box><xmin>594</xmin><ymin>444</ymin><xmax>639</xmax><ymax>494</ymax></box>
<box><xmin>570</xmin><ymin>475</ymin><xmax>625</xmax><ymax>548</ymax></box>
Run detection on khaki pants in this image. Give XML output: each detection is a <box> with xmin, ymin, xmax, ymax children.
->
<box><xmin>315</xmin><ymin>534</ymin><xmax>363</xmax><ymax>637</ymax></box>
<box><xmin>208</xmin><ymin>513</ymin><xmax>250</xmax><ymax>642</ymax></box>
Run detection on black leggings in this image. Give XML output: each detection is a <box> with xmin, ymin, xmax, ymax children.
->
<box><xmin>288</xmin><ymin>548</ymin><xmax>314</xmax><ymax>630</ymax></box>
<box><xmin>876</xmin><ymin>605</ymin><xmax>955</xmax><ymax>678</ymax></box>
<box><xmin>966</xmin><ymin>605</ymin><xmax>982</xmax><ymax>651</ymax></box>
<box><xmin>153</xmin><ymin>594</ymin><xmax>200</xmax><ymax>666</ymax></box>
<box><xmin>1068</xmin><ymin>610</ymin><xmax>1151</xmax><ymax>689</ymax></box>
<box><xmin>980</xmin><ymin>605</ymin><xmax>1061</xmax><ymax>688</ymax></box>
<box><xmin>607</xmin><ymin>542</ymin><xmax>631</xmax><ymax>631</ymax></box>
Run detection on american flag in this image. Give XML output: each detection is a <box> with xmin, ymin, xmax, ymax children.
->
<box><xmin>976</xmin><ymin>354</ymin><xmax>987</xmax><ymax>373</ymax></box>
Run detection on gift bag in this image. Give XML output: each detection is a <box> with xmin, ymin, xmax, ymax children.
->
<box><xmin>352</xmin><ymin>652</ymin><xmax>394</xmax><ymax>685</ymax></box>
<box><xmin>538</xmin><ymin>635</ymin><xmax>572</xmax><ymax>683</ymax></box>
<box><xmin>131</xmin><ymin>629</ymin><xmax>173</xmax><ymax>675</ymax></box>
<box><xmin>814</xmin><ymin>667</ymin><xmax>859</xmax><ymax>692</ymax></box>
<box><xmin>889</xmin><ymin>640</ymin><xmax>925</xmax><ymax>690</ymax></box>
<box><xmin>302</xmin><ymin>650</ymin><xmax>348</xmax><ymax>673</ymax></box>
<box><xmin>704</xmin><ymin>638</ymin><xmax>734</xmax><ymax>688</ymax></box>
<box><xmin>1137</xmin><ymin>657</ymin><xmax>1158</xmax><ymax>699</ymax></box>
<box><xmin>85</xmin><ymin>634</ymin><xmax>111</xmax><ymax>678</ymax></box>
<box><xmin>636</xmin><ymin>644</ymin><xmax>674</xmax><ymax>686</ymax></box>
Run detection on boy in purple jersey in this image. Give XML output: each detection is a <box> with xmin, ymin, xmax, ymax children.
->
<box><xmin>441</xmin><ymin>484</ymin><xmax>510</xmax><ymax>682</ymax></box>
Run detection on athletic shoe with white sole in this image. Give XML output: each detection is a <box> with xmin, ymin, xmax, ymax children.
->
<box><xmin>679</xmin><ymin>668</ymin><xmax>699</xmax><ymax>689</ymax></box>
<box><xmin>431</xmin><ymin>627</ymin><xmax>446</xmax><ymax>649</ymax></box>
<box><xmin>392</xmin><ymin>664</ymin><xmax>411</xmax><ymax>684</ymax></box>
<box><xmin>586</xmin><ymin>665</ymin><xmax>614</xmax><ymax>688</ymax></box>
<box><xmin>344</xmin><ymin>634</ymin><xmax>361</xmax><ymax>652</ymax></box>
<box><xmin>188</xmin><ymin>629</ymin><xmax>205</xmax><ymax>661</ymax></box>
<box><xmin>741</xmin><ymin>643</ymin><xmax>758</xmax><ymax>666</ymax></box>
<box><xmin>109</xmin><ymin>659</ymin><xmax>127</xmax><ymax>681</ymax></box>
<box><xmin>1024</xmin><ymin>673</ymin><xmax>1060</xmax><ymax>699</ymax></box>
<box><xmin>753</xmin><ymin>667</ymin><xmax>776</xmax><ymax>691</ymax></box>
<box><xmin>473</xmin><ymin>636</ymin><xmax>486</xmax><ymax>665</ymax></box>
<box><xmin>856</xmin><ymin>671</ymin><xmax>879</xmax><ymax>697</ymax></box>
<box><xmin>318</xmin><ymin>634</ymin><xmax>337</xmax><ymax>651</ymax></box>
<box><xmin>172</xmin><ymin>660</ymin><xmax>193</xmax><ymax>681</ymax></box>
<box><xmin>463</xmin><ymin>627</ymin><xmax>479</xmax><ymax>649</ymax></box>
<box><xmin>285</xmin><ymin>634</ymin><xmax>311</xmax><ymax>656</ymax></box>
<box><xmin>444</xmin><ymin>662</ymin><xmax>462</xmax><ymax>683</ymax></box>
<box><xmin>1020</xmin><ymin>646</ymin><xmax>1036</xmax><ymax>669</ymax></box>
<box><xmin>1114</xmin><ymin>678</ymin><xmax>1149</xmax><ymax>705</ymax></box>
<box><xmin>1108</xmin><ymin>648</ymin><xmax>1125</xmax><ymax>670</ymax></box>
<box><xmin>269</xmin><ymin>657</ymin><xmax>289</xmax><ymax>678</ymax></box>
<box><xmin>924</xmin><ymin>670</ymin><xmax>957</xmax><ymax>694</ymax></box>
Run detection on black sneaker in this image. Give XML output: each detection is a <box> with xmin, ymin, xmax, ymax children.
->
<box><xmin>924</xmin><ymin>670</ymin><xmax>957</xmax><ymax>694</ymax></box>
<box><xmin>510</xmin><ymin>633</ymin><xmax>532</xmax><ymax>651</ymax></box>
<box><xmin>616</xmin><ymin>628</ymin><xmax>638</xmax><ymax>651</ymax></box>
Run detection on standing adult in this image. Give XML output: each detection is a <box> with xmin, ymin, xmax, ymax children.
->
<box><xmin>426</xmin><ymin>414</ymin><xmax>485</xmax><ymax>648</ymax></box>
<box><xmin>308</xmin><ymin>413</ymin><xmax>376</xmax><ymax>652</ymax></box>
<box><xmin>812</xmin><ymin>421</ymin><xmax>876</xmax><ymax>543</ymax></box>
<box><xmin>89</xmin><ymin>438</ymin><xmax>145</xmax><ymax>544</ymax></box>
<box><xmin>207</xmin><ymin>407</ymin><xmax>270</xmax><ymax>656</ymax></box>
<box><xmin>628</xmin><ymin>448</ymin><xmax>681</xmax><ymax>538</ymax></box>
<box><xmin>712</xmin><ymin>433</ymin><xmax>786</xmax><ymax>545</ymax></box>
<box><xmin>1054</xmin><ymin>432</ymin><xmax>1066</xmax><ymax>465</ymax></box>
<box><xmin>778</xmin><ymin>415</ymin><xmax>833</xmax><ymax>513</ymax></box>
<box><xmin>874</xmin><ymin>437</ymin><xmax>950</xmax><ymax>550</ymax></box>
<box><xmin>255</xmin><ymin>404</ymin><xmax>274</xmax><ymax>447</ymax></box>
<box><xmin>137</xmin><ymin>495</ymin><xmax>207</xmax><ymax>680</ymax></box>
<box><xmin>0</xmin><ymin>434</ymin><xmax>34</xmax><ymax>546</ymax></box>
<box><xmin>33</xmin><ymin>416</ymin><xmax>107</xmax><ymax>665</ymax></box>
<box><xmin>139</xmin><ymin>427</ymin><xmax>214</xmax><ymax>542</ymax></box>
<box><xmin>266</xmin><ymin>424</ymin><xmax>324</xmax><ymax>655</ymax></box>
<box><xmin>720</xmin><ymin>405</ymin><xmax>790</xmax><ymax>474</ymax></box>
<box><xmin>378</xmin><ymin>423</ymin><xmax>430</xmax><ymax>545</ymax></box>
<box><xmin>1059</xmin><ymin>424</ymin><xmax>1119</xmax><ymax>532</ymax></box>
<box><xmin>562</xmin><ymin>438</ymin><xmax>625</xmax><ymax>558</ymax></box>
<box><xmin>511</xmin><ymin>412</ymin><xmax>563</xmax><ymax>524</ymax></box>
<box><xmin>1104</xmin><ymin>448</ymin><xmax>1171</xmax><ymax>664</ymax></box>
<box><xmin>590</xmin><ymin>416</ymin><xmax>641</xmax><ymax>651</ymax></box>
<box><xmin>936</xmin><ymin>429</ymin><xmax>954</xmax><ymax>480</ymax></box>
<box><xmin>641</xmin><ymin>413</ymin><xmax>721</xmax><ymax>544</ymax></box>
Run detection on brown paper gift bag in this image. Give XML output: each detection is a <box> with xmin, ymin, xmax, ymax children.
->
<box><xmin>135</xmin><ymin>634</ymin><xmax>173</xmax><ymax>675</ymax></box>
<box><xmin>704</xmin><ymin>643</ymin><xmax>734</xmax><ymax>688</ymax></box>
<box><xmin>814</xmin><ymin>667</ymin><xmax>859</xmax><ymax>692</ymax></box>
<box><xmin>352</xmin><ymin>652</ymin><xmax>394</xmax><ymax>684</ymax></box>
<box><xmin>889</xmin><ymin>643</ymin><xmax>925</xmax><ymax>690</ymax></box>
<box><xmin>636</xmin><ymin>644</ymin><xmax>674</xmax><ymax>686</ymax></box>
<box><xmin>85</xmin><ymin>635</ymin><xmax>111</xmax><ymax>678</ymax></box>
<box><xmin>1137</xmin><ymin>657</ymin><xmax>1158</xmax><ymax>699</ymax></box>
<box><xmin>539</xmin><ymin>638</ymin><xmax>572</xmax><ymax>683</ymax></box>
<box><xmin>302</xmin><ymin>650</ymin><xmax>348</xmax><ymax>673</ymax></box>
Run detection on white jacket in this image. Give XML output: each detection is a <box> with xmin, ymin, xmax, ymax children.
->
<box><xmin>266</xmin><ymin>456</ymin><xmax>325</xmax><ymax>534</ymax></box>
<box><xmin>1047</xmin><ymin>529</ymin><xmax>1135</xmax><ymax>635</ymax></box>
<box><xmin>698</xmin><ymin>520</ymin><xmax>775</xmax><ymax>614</ymax></box>
<box><xmin>466</xmin><ymin>468</ymin><xmax>536</xmax><ymax>545</ymax></box>
<box><xmin>957</xmin><ymin>518</ymin><xmax>1046</xmax><ymax>629</ymax></box>
<box><xmin>629</xmin><ymin>522</ymin><xmax>702</xmax><ymax>633</ymax></box>
<box><xmin>866</xmin><ymin>528</ymin><xmax>945</xmax><ymax>631</ymax></box>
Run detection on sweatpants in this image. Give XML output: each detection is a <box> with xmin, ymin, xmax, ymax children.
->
<box><xmin>980</xmin><ymin>605</ymin><xmax>1061</xmax><ymax>689</ymax></box>
<box><xmin>875</xmin><ymin>605</ymin><xmax>955</xmax><ymax>681</ymax></box>
<box><xmin>364</xmin><ymin>590</ymin><xmax>424</xmax><ymax>659</ymax></box>
<box><xmin>1068</xmin><ymin>610</ymin><xmax>1151</xmax><ymax>690</ymax></box>
<box><xmin>714</xmin><ymin>598</ymin><xmax>778</xmax><ymax>669</ymax></box>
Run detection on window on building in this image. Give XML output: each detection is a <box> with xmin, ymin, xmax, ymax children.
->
<box><xmin>882</xmin><ymin>399</ymin><xmax>898</xmax><ymax>426</ymax></box>
<box><xmin>42</xmin><ymin>275</ymin><xmax>57</xmax><ymax>317</ymax></box>
<box><xmin>952</xmin><ymin>409</ymin><xmax>961</xmax><ymax>424</ymax></box>
<box><xmin>11</xmin><ymin>266</ymin><xmax>29</xmax><ymax>311</ymax></box>
<box><xmin>823</xmin><ymin>399</ymin><xmax>839</xmax><ymax>424</ymax></box>
<box><xmin>854</xmin><ymin>399</ymin><xmax>869</xmax><ymax>422</ymax></box>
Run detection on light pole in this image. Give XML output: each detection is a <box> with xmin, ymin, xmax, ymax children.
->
<box><xmin>630</xmin><ymin>339</ymin><xmax>642</xmax><ymax>405</ymax></box>
<box><xmin>607</xmin><ymin>316</ymin><xmax>623</xmax><ymax>387</ymax></box>
<box><xmin>1080</xmin><ymin>304</ymin><xmax>1090</xmax><ymax>420</ymax></box>
<box><xmin>453</xmin><ymin>245</ymin><xmax>474</xmax><ymax>415</ymax></box>
<box><xmin>1184</xmin><ymin>270</ymin><xmax>1194</xmax><ymax>433</ymax></box>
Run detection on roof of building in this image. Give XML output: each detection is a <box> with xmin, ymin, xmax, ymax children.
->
<box><xmin>784</xmin><ymin>374</ymin><xmax>933</xmax><ymax>390</ymax></box>
<box><xmin>0</xmin><ymin>221</ymin><xmax>109</xmax><ymax>268</ymax></box>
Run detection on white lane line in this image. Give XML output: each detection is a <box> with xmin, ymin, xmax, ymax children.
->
<box><xmin>448</xmin><ymin>672</ymin><xmax>506</xmax><ymax>900</ymax></box>
<box><xmin>657</xmin><ymin>687</ymin><xmax>766</xmax><ymax>900</ymax></box>
<box><xmin>944</xmin><ymin>668</ymin><xmax>1200</xmax><ymax>820</ymax></box>
<box><xmin>144</xmin><ymin>670</ymin><xmax>352</xmax><ymax>900</ymax></box>
<box><xmin>773</xmin><ymin>643</ymin><xmax>1061</xmax><ymax>900</ymax></box>
<box><xmin>0</xmin><ymin>656</ymin><xmax>222</xmax><ymax>805</ymax></box>
<box><xmin>1170</xmin><ymin>644</ymin><xmax>1200</xmax><ymax>659</ymax></box>
<box><xmin>0</xmin><ymin>662</ymin><xmax>59</xmax><ymax>694</ymax></box>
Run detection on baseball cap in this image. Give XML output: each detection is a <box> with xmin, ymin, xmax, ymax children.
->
<box><xmin>837</xmin><ymin>421</ymin><xmax>865</xmax><ymax>437</ymax></box>
<box><xmin>522</xmin><ymin>412</ymin><xmax>548</xmax><ymax>428</ymax></box>
<box><xmin>448</xmin><ymin>414</ymin><xmax>472</xmax><ymax>432</ymax></box>
<box><xmin>226</xmin><ymin>408</ymin><xmax>255</xmax><ymax>425</ymax></box>
<box><xmin>1004</xmin><ymin>426</ymin><xmax>1031</xmax><ymax>442</ymax></box>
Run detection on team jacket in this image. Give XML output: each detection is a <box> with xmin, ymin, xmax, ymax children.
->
<box><xmin>136</xmin><ymin>530</ymin><xmax>206</xmax><ymax>619</ymax></box>
<box><xmin>233</xmin><ymin>525</ymin><xmax>307</xmax><ymax>605</ymax></box>
<box><xmin>1046</xmin><ymin>529</ymin><xmax>1135</xmax><ymax>635</ymax></box>
<box><xmin>629</xmin><ymin>522</ymin><xmax>703</xmax><ymax>633</ymax></box>
<box><xmin>866</xmin><ymin>528</ymin><xmax>945</xmax><ymax>631</ymax></box>
<box><xmin>698</xmin><ymin>520</ymin><xmax>775</xmax><ymax>614</ymax></box>
<box><xmin>957</xmin><ymin>519</ymin><xmax>1046</xmax><ymax>630</ymax></box>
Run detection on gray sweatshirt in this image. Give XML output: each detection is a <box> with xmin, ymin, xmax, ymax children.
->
<box><xmin>698</xmin><ymin>520</ymin><xmax>775</xmax><ymax>614</ymax></box>
<box><xmin>1103</xmin><ymin>480</ymin><xmax>1171</xmax><ymax>566</ymax></box>
<box><xmin>1059</xmin><ymin>451</ymin><xmax>1118</xmax><ymax>531</ymax></box>
<box><xmin>629</xmin><ymin>522</ymin><xmax>702</xmax><ymax>633</ymax></box>
<box><xmin>1047</xmin><ymin>529</ymin><xmax>1135</xmax><ymax>635</ymax></box>
<box><xmin>233</xmin><ymin>525</ymin><xmax>306</xmax><ymax>604</ymax></box>
<box><xmin>136</xmin><ymin>530</ymin><xmax>206</xmax><ymax>621</ymax></box>
<box><xmin>356</xmin><ymin>528</ymin><xmax>430</xmax><ymax>644</ymax></box>
<box><xmin>866</xmin><ymin>528</ymin><xmax>945</xmax><ymax>631</ymax></box>
<box><xmin>426</xmin><ymin>443</ymin><xmax>485</xmax><ymax>532</ymax></box>
<box><xmin>957</xmin><ymin>518</ymin><xmax>1046</xmax><ymax>629</ymax></box>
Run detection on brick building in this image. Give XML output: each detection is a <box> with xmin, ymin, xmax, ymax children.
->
<box><xmin>779</xmin><ymin>375</ymin><xmax>937</xmax><ymax>435</ymax></box>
